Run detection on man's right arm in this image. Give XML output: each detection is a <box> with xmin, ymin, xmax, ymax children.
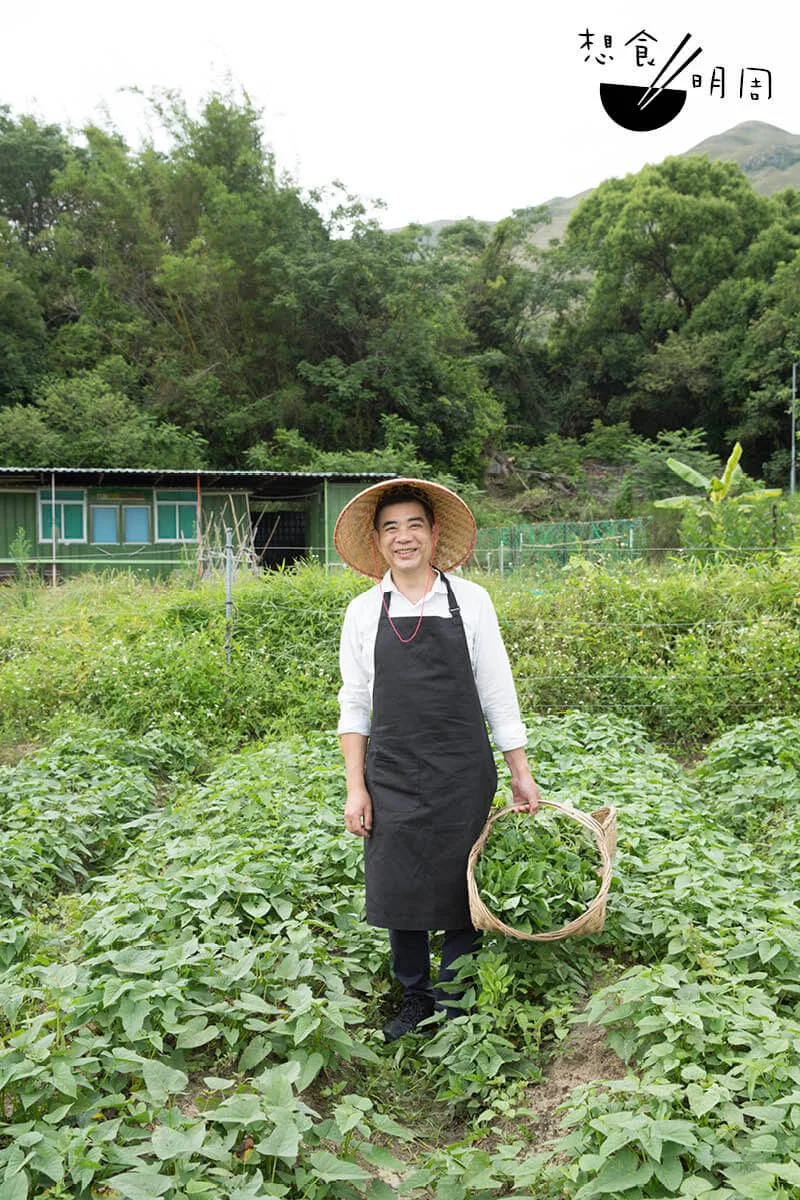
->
<box><xmin>341</xmin><ymin>733</ymin><xmax>372</xmax><ymax>837</ymax></box>
<box><xmin>337</xmin><ymin>595</ymin><xmax>373</xmax><ymax>740</ymax></box>
<box><xmin>338</xmin><ymin>596</ymin><xmax>373</xmax><ymax>838</ymax></box>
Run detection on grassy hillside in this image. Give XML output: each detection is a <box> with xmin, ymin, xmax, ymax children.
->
<box><xmin>684</xmin><ymin>120</ymin><xmax>800</xmax><ymax>193</ymax></box>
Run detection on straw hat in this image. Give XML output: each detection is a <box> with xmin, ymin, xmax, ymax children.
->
<box><xmin>333</xmin><ymin>478</ymin><xmax>477</xmax><ymax>578</ymax></box>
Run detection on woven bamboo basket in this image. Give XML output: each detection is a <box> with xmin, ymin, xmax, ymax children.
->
<box><xmin>467</xmin><ymin>801</ymin><xmax>616</xmax><ymax>942</ymax></box>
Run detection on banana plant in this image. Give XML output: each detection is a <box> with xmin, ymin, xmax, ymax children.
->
<box><xmin>654</xmin><ymin>442</ymin><xmax>782</xmax><ymax>511</ymax></box>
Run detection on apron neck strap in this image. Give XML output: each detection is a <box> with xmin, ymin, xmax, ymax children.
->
<box><xmin>439</xmin><ymin>570</ymin><xmax>460</xmax><ymax>616</ymax></box>
<box><xmin>380</xmin><ymin>570</ymin><xmax>460</xmax><ymax>620</ymax></box>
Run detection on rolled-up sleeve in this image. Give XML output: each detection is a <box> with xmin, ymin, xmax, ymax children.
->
<box><xmin>472</xmin><ymin>589</ymin><xmax>527</xmax><ymax>752</ymax></box>
<box><xmin>337</xmin><ymin>596</ymin><xmax>372</xmax><ymax>736</ymax></box>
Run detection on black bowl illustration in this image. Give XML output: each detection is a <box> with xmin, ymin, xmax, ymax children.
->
<box><xmin>600</xmin><ymin>82</ymin><xmax>687</xmax><ymax>131</ymax></box>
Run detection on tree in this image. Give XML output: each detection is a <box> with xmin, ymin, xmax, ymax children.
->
<box><xmin>626</xmin><ymin>428</ymin><xmax>723</xmax><ymax>500</ymax></box>
<box><xmin>436</xmin><ymin>210</ymin><xmax>586</xmax><ymax>441</ymax></box>
<box><xmin>558</xmin><ymin>157</ymin><xmax>773</xmax><ymax>433</ymax></box>
<box><xmin>0</xmin><ymin>108</ymin><xmax>71</xmax><ymax>248</ymax></box>
<box><xmin>279</xmin><ymin>218</ymin><xmax>503</xmax><ymax>478</ymax></box>
<box><xmin>0</xmin><ymin>264</ymin><xmax>48</xmax><ymax>404</ymax></box>
<box><xmin>726</xmin><ymin>250</ymin><xmax>800</xmax><ymax>481</ymax></box>
<box><xmin>0</xmin><ymin>361</ymin><xmax>208</xmax><ymax>468</ymax></box>
<box><xmin>245</xmin><ymin>413</ymin><xmax>433</xmax><ymax>477</ymax></box>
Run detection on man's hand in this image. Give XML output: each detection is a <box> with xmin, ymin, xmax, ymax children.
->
<box><xmin>341</xmin><ymin>733</ymin><xmax>372</xmax><ymax>837</ymax></box>
<box><xmin>503</xmin><ymin>746</ymin><xmax>541</xmax><ymax>814</ymax></box>
<box><xmin>344</xmin><ymin>787</ymin><xmax>373</xmax><ymax>837</ymax></box>
<box><xmin>510</xmin><ymin>772</ymin><xmax>541</xmax><ymax>813</ymax></box>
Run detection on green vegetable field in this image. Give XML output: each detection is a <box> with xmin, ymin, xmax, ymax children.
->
<box><xmin>2</xmin><ymin>562</ymin><xmax>800</xmax><ymax>1199</ymax></box>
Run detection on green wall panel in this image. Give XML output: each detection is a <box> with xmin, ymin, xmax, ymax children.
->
<box><xmin>324</xmin><ymin>480</ymin><xmax>373</xmax><ymax>569</ymax></box>
<box><xmin>0</xmin><ymin>491</ymin><xmax>37</xmax><ymax>558</ymax></box>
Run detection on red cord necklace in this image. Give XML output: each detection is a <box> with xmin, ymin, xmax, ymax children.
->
<box><xmin>372</xmin><ymin>533</ymin><xmax>438</xmax><ymax>644</ymax></box>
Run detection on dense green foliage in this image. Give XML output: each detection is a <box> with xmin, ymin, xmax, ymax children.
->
<box><xmin>3</xmin><ymin>704</ymin><xmax>800</xmax><ymax>1197</ymax></box>
<box><xmin>1</xmin><ymin>559</ymin><xmax>799</xmax><ymax>752</ymax></box>
<box><xmin>1</xmin><ymin>94</ymin><xmax>799</xmax><ymax>485</ymax></box>
<box><xmin>4</xmin><ymin>84</ymin><xmax>800</xmax><ymax>1198</ymax></box>
<box><xmin>0</xmin><ymin>727</ymin><xmax>201</xmax><ymax>923</ymax></box>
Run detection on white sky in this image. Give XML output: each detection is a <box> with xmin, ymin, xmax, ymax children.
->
<box><xmin>4</xmin><ymin>0</ymin><xmax>798</xmax><ymax>228</ymax></box>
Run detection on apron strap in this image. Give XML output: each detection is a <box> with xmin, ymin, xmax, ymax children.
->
<box><xmin>439</xmin><ymin>571</ymin><xmax>461</xmax><ymax>616</ymax></box>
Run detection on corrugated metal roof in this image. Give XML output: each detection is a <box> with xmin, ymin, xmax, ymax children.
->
<box><xmin>0</xmin><ymin>466</ymin><xmax>395</xmax><ymax>491</ymax></box>
<box><xmin>0</xmin><ymin>466</ymin><xmax>392</xmax><ymax>479</ymax></box>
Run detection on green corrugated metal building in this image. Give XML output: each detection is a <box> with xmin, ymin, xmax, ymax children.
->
<box><xmin>0</xmin><ymin>467</ymin><xmax>393</xmax><ymax>579</ymax></box>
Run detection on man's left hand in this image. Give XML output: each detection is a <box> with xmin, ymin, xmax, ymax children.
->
<box><xmin>503</xmin><ymin>747</ymin><xmax>541</xmax><ymax>814</ymax></box>
<box><xmin>510</xmin><ymin>773</ymin><xmax>541</xmax><ymax>814</ymax></box>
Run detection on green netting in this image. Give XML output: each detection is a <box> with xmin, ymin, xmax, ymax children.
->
<box><xmin>471</xmin><ymin>517</ymin><xmax>651</xmax><ymax>574</ymax></box>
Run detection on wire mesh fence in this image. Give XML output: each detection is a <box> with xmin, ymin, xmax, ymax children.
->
<box><xmin>472</xmin><ymin>517</ymin><xmax>652</xmax><ymax>574</ymax></box>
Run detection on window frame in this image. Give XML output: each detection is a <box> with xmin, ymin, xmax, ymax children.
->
<box><xmin>153</xmin><ymin>489</ymin><xmax>199</xmax><ymax>543</ymax></box>
<box><xmin>90</xmin><ymin>505</ymin><xmax>119</xmax><ymax>545</ymax></box>
<box><xmin>37</xmin><ymin>489</ymin><xmax>87</xmax><ymax>544</ymax></box>
<box><xmin>123</xmin><ymin>505</ymin><xmax>151</xmax><ymax>545</ymax></box>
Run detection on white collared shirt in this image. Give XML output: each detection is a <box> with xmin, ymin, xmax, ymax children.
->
<box><xmin>337</xmin><ymin>570</ymin><xmax>526</xmax><ymax>752</ymax></box>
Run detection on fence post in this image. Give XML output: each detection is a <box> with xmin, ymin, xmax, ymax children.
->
<box><xmin>499</xmin><ymin>540</ymin><xmax>504</xmax><ymax>577</ymax></box>
<box><xmin>224</xmin><ymin>527</ymin><xmax>234</xmax><ymax>665</ymax></box>
<box><xmin>50</xmin><ymin>471</ymin><xmax>57</xmax><ymax>587</ymax></box>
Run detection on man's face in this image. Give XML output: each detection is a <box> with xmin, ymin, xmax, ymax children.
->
<box><xmin>374</xmin><ymin>500</ymin><xmax>435</xmax><ymax>576</ymax></box>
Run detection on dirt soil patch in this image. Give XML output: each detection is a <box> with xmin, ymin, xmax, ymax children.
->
<box><xmin>0</xmin><ymin>741</ymin><xmax>39</xmax><ymax>765</ymax></box>
<box><xmin>523</xmin><ymin>1020</ymin><xmax>628</xmax><ymax>1148</ymax></box>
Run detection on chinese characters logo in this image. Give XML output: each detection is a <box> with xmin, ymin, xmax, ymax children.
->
<box><xmin>579</xmin><ymin>28</ymin><xmax>774</xmax><ymax>131</ymax></box>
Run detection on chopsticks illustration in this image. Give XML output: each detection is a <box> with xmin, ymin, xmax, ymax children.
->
<box><xmin>638</xmin><ymin>34</ymin><xmax>703</xmax><ymax>110</ymax></box>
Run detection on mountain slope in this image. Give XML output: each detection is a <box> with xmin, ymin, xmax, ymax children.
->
<box><xmin>683</xmin><ymin>121</ymin><xmax>800</xmax><ymax>193</ymax></box>
<box><xmin>414</xmin><ymin>121</ymin><xmax>800</xmax><ymax>247</ymax></box>
<box><xmin>527</xmin><ymin>121</ymin><xmax>800</xmax><ymax>246</ymax></box>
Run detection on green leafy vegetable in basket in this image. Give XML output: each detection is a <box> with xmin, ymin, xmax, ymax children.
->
<box><xmin>473</xmin><ymin>808</ymin><xmax>602</xmax><ymax>934</ymax></box>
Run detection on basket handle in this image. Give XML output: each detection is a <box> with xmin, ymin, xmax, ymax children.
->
<box><xmin>483</xmin><ymin>800</ymin><xmax>606</xmax><ymax>838</ymax></box>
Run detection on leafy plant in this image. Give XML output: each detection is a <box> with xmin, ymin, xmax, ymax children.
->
<box><xmin>3</xmin><ymin>569</ymin><xmax>800</xmax><ymax>1195</ymax></box>
<box><xmin>9</xmin><ymin>525</ymin><xmax>32</xmax><ymax>584</ymax></box>
<box><xmin>4</xmin><ymin>709</ymin><xmax>800</xmax><ymax>1196</ymax></box>
<box><xmin>654</xmin><ymin>441</ymin><xmax>786</xmax><ymax>557</ymax></box>
<box><xmin>473</xmin><ymin>809</ymin><xmax>602</xmax><ymax>934</ymax></box>
<box><xmin>626</xmin><ymin>429</ymin><xmax>723</xmax><ymax>501</ymax></box>
<box><xmin>3</xmin><ymin>560</ymin><xmax>800</xmax><ymax>756</ymax></box>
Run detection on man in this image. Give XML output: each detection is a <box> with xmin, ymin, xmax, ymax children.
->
<box><xmin>334</xmin><ymin>478</ymin><xmax>540</xmax><ymax>1042</ymax></box>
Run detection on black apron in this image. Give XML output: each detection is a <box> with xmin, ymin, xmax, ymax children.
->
<box><xmin>363</xmin><ymin>571</ymin><xmax>498</xmax><ymax>930</ymax></box>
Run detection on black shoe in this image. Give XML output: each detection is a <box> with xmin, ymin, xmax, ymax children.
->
<box><xmin>382</xmin><ymin>994</ymin><xmax>436</xmax><ymax>1043</ymax></box>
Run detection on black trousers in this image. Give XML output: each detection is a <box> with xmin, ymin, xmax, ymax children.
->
<box><xmin>389</xmin><ymin>927</ymin><xmax>481</xmax><ymax>1013</ymax></box>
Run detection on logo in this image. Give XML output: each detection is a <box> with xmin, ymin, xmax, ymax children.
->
<box><xmin>579</xmin><ymin>27</ymin><xmax>774</xmax><ymax>132</ymax></box>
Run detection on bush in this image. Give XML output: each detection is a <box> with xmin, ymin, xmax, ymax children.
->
<box><xmin>627</xmin><ymin>428</ymin><xmax>721</xmax><ymax>500</ymax></box>
<box><xmin>679</xmin><ymin>498</ymin><xmax>792</xmax><ymax>557</ymax></box>
<box><xmin>484</xmin><ymin>557</ymin><xmax>800</xmax><ymax>747</ymax></box>
<box><xmin>2</xmin><ymin>558</ymin><xmax>800</xmax><ymax>754</ymax></box>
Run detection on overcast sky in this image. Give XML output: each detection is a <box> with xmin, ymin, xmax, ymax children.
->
<box><xmin>4</xmin><ymin>0</ymin><xmax>798</xmax><ymax>227</ymax></box>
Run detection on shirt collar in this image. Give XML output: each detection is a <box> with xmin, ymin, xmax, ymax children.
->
<box><xmin>381</xmin><ymin>567</ymin><xmax>446</xmax><ymax>604</ymax></box>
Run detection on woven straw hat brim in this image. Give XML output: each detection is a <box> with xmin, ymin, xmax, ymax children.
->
<box><xmin>333</xmin><ymin>478</ymin><xmax>477</xmax><ymax>578</ymax></box>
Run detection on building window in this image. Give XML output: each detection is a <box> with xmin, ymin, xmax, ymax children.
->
<box><xmin>38</xmin><ymin>490</ymin><xmax>86</xmax><ymax>543</ymax></box>
<box><xmin>124</xmin><ymin>506</ymin><xmax>150</xmax><ymax>544</ymax></box>
<box><xmin>91</xmin><ymin>506</ymin><xmax>118</xmax><ymax>544</ymax></box>
<box><xmin>155</xmin><ymin>491</ymin><xmax>198</xmax><ymax>542</ymax></box>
